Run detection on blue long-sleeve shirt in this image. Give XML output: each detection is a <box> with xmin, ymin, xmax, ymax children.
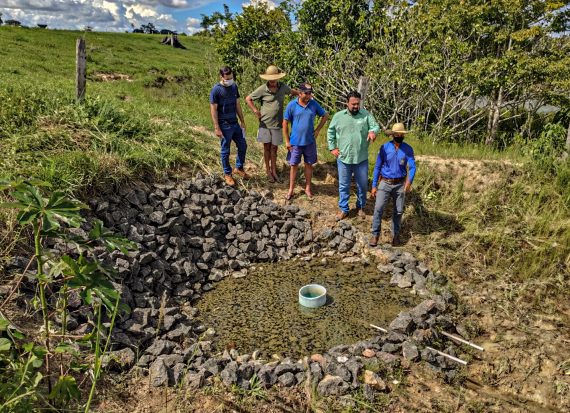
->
<box><xmin>372</xmin><ymin>140</ymin><xmax>416</xmax><ymax>188</ymax></box>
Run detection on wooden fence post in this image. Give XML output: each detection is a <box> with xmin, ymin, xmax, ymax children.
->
<box><xmin>76</xmin><ymin>38</ymin><xmax>86</xmax><ymax>102</ymax></box>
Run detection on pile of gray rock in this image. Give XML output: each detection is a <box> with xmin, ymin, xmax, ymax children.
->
<box><xmin>7</xmin><ymin>175</ymin><xmax>467</xmax><ymax>397</ymax></box>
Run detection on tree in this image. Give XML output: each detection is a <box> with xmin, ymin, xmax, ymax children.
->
<box><xmin>0</xmin><ymin>13</ymin><xmax>3</xmax><ymax>25</ymax></box>
<box><xmin>141</xmin><ymin>22</ymin><xmax>158</xmax><ymax>34</ymax></box>
<box><xmin>200</xmin><ymin>4</ymin><xmax>233</xmax><ymax>36</ymax></box>
<box><xmin>214</xmin><ymin>2</ymin><xmax>291</xmax><ymax>70</ymax></box>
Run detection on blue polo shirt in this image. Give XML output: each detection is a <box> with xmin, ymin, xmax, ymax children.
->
<box><xmin>372</xmin><ymin>140</ymin><xmax>416</xmax><ymax>187</ymax></box>
<box><xmin>210</xmin><ymin>83</ymin><xmax>240</xmax><ymax>124</ymax></box>
<box><xmin>284</xmin><ymin>98</ymin><xmax>326</xmax><ymax>146</ymax></box>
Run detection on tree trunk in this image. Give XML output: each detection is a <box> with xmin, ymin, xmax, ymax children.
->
<box><xmin>485</xmin><ymin>85</ymin><xmax>503</xmax><ymax>146</ymax></box>
<box><xmin>485</xmin><ymin>37</ymin><xmax>512</xmax><ymax>146</ymax></box>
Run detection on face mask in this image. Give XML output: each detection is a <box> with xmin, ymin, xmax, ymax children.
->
<box><xmin>221</xmin><ymin>79</ymin><xmax>234</xmax><ymax>87</ymax></box>
<box><xmin>349</xmin><ymin>108</ymin><xmax>360</xmax><ymax>116</ymax></box>
<box><xmin>394</xmin><ymin>136</ymin><xmax>404</xmax><ymax>144</ymax></box>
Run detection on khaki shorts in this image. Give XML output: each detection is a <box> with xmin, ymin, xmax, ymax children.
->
<box><xmin>257</xmin><ymin>127</ymin><xmax>283</xmax><ymax>146</ymax></box>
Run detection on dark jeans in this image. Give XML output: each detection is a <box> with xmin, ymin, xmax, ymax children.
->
<box><xmin>371</xmin><ymin>180</ymin><xmax>406</xmax><ymax>237</ymax></box>
<box><xmin>220</xmin><ymin>122</ymin><xmax>247</xmax><ymax>175</ymax></box>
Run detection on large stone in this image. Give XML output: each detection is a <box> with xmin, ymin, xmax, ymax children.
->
<box><xmin>402</xmin><ymin>341</ymin><xmax>419</xmax><ymax>361</ymax></box>
<box><xmin>363</xmin><ymin>370</ymin><xmax>387</xmax><ymax>391</ymax></box>
<box><xmin>149</xmin><ymin>359</ymin><xmax>169</xmax><ymax>387</ymax></box>
<box><xmin>309</xmin><ymin>362</ymin><xmax>324</xmax><ymax>386</ymax></box>
<box><xmin>221</xmin><ymin>361</ymin><xmax>239</xmax><ymax>386</ymax></box>
<box><xmin>145</xmin><ymin>340</ymin><xmax>176</xmax><ymax>356</ymax></box>
<box><xmin>185</xmin><ymin>371</ymin><xmax>205</xmax><ymax>389</ymax></box>
<box><xmin>277</xmin><ymin>372</ymin><xmax>297</xmax><ymax>387</ymax></box>
<box><xmin>257</xmin><ymin>365</ymin><xmax>277</xmax><ymax>388</ymax></box>
<box><xmin>317</xmin><ymin>375</ymin><xmax>350</xmax><ymax>396</ymax></box>
<box><xmin>101</xmin><ymin>348</ymin><xmax>136</xmax><ymax>371</ymax></box>
<box><xmin>389</xmin><ymin>312</ymin><xmax>414</xmax><ymax>334</ymax></box>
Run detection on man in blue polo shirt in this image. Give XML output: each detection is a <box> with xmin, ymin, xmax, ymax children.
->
<box><xmin>209</xmin><ymin>66</ymin><xmax>248</xmax><ymax>187</ymax></box>
<box><xmin>369</xmin><ymin>123</ymin><xmax>416</xmax><ymax>247</ymax></box>
<box><xmin>282</xmin><ymin>82</ymin><xmax>329</xmax><ymax>201</ymax></box>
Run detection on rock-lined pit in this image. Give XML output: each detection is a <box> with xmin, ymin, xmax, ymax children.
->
<box><xmin>17</xmin><ymin>175</ymin><xmax>465</xmax><ymax>395</ymax></box>
<box><xmin>196</xmin><ymin>258</ymin><xmax>420</xmax><ymax>358</ymax></box>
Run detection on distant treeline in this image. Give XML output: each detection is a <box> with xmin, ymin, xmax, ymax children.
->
<box><xmin>200</xmin><ymin>0</ymin><xmax>570</xmax><ymax>147</ymax></box>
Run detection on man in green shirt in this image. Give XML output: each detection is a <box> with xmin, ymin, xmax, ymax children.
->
<box><xmin>246</xmin><ymin>65</ymin><xmax>298</xmax><ymax>183</ymax></box>
<box><xmin>327</xmin><ymin>91</ymin><xmax>380</xmax><ymax>220</ymax></box>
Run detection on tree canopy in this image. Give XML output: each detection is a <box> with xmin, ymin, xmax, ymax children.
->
<box><xmin>202</xmin><ymin>0</ymin><xmax>570</xmax><ymax>145</ymax></box>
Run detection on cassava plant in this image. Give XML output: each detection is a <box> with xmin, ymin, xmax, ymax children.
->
<box><xmin>0</xmin><ymin>179</ymin><xmax>134</xmax><ymax>412</ymax></box>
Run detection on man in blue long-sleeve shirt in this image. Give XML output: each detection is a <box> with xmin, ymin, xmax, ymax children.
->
<box><xmin>369</xmin><ymin>123</ymin><xmax>416</xmax><ymax>247</ymax></box>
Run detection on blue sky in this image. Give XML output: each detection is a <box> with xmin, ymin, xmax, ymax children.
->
<box><xmin>0</xmin><ymin>0</ymin><xmax>278</xmax><ymax>34</ymax></box>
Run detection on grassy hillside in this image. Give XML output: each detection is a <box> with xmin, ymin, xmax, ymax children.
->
<box><xmin>0</xmin><ymin>27</ymin><xmax>231</xmax><ymax>191</ymax></box>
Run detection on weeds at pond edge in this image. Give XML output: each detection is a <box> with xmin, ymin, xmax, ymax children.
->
<box><xmin>0</xmin><ymin>180</ymin><xmax>134</xmax><ymax>411</ymax></box>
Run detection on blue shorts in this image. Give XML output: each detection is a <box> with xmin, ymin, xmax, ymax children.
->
<box><xmin>287</xmin><ymin>142</ymin><xmax>317</xmax><ymax>166</ymax></box>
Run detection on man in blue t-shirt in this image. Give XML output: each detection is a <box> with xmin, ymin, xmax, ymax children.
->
<box><xmin>282</xmin><ymin>82</ymin><xmax>329</xmax><ymax>201</ymax></box>
<box><xmin>369</xmin><ymin>123</ymin><xmax>416</xmax><ymax>247</ymax></box>
<box><xmin>209</xmin><ymin>66</ymin><xmax>248</xmax><ymax>187</ymax></box>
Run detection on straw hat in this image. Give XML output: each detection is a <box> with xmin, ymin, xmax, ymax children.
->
<box><xmin>260</xmin><ymin>65</ymin><xmax>286</xmax><ymax>80</ymax></box>
<box><xmin>386</xmin><ymin>123</ymin><xmax>409</xmax><ymax>135</ymax></box>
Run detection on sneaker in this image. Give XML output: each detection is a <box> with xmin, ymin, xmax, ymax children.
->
<box><xmin>369</xmin><ymin>235</ymin><xmax>379</xmax><ymax>247</ymax></box>
<box><xmin>224</xmin><ymin>175</ymin><xmax>235</xmax><ymax>186</ymax></box>
<box><xmin>233</xmin><ymin>168</ymin><xmax>250</xmax><ymax>180</ymax></box>
<box><xmin>356</xmin><ymin>208</ymin><xmax>366</xmax><ymax>218</ymax></box>
<box><xmin>391</xmin><ymin>235</ymin><xmax>401</xmax><ymax>246</ymax></box>
<box><xmin>336</xmin><ymin>211</ymin><xmax>349</xmax><ymax>221</ymax></box>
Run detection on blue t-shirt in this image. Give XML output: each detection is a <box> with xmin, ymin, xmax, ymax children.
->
<box><xmin>209</xmin><ymin>83</ymin><xmax>240</xmax><ymax>124</ymax></box>
<box><xmin>284</xmin><ymin>98</ymin><xmax>326</xmax><ymax>146</ymax></box>
<box><xmin>372</xmin><ymin>140</ymin><xmax>416</xmax><ymax>187</ymax></box>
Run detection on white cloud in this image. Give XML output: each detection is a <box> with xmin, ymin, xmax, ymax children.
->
<box><xmin>185</xmin><ymin>16</ymin><xmax>201</xmax><ymax>34</ymax></box>
<box><xmin>0</xmin><ymin>0</ymin><xmax>219</xmax><ymax>32</ymax></box>
<box><xmin>241</xmin><ymin>0</ymin><xmax>276</xmax><ymax>9</ymax></box>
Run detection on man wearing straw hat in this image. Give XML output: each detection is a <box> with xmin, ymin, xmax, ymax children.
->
<box><xmin>369</xmin><ymin>123</ymin><xmax>416</xmax><ymax>247</ymax></box>
<box><xmin>245</xmin><ymin>66</ymin><xmax>298</xmax><ymax>183</ymax></box>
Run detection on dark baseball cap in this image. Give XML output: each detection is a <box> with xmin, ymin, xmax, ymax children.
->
<box><xmin>298</xmin><ymin>83</ymin><xmax>313</xmax><ymax>93</ymax></box>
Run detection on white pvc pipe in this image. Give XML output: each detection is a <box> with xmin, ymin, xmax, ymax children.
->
<box><xmin>426</xmin><ymin>346</ymin><xmax>468</xmax><ymax>365</ymax></box>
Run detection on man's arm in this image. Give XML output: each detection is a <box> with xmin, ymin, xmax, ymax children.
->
<box><xmin>371</xmin><ymin>147</ymin><xmax>384</xmax><ymax>197</ymax></box>
<box><xmin>236</xmin><ymin>99</ymin><xmax>246</xmax><ymax>131</ymax></box>
<box><xmin>327</xmin><ymin>115</ymin><xmax>339</xmax><ymax>157</ymax></box>
<box><xmin>210</xmin><ymin>103</ymin><xmax>222</xmax><ymax>137</ymax></box>
<box><xmin>405</xmin><ymin>147</ymin><xmax>416</xmax><ymax>192</ymax></box>
<box><xmin>367</xmin><ymin>112</ymin><xmax>380</xmax><ymax>142</ymax></box>
<box><xmin>245</xmin><ymin>95</ymin><xmax>261</xmax><ymax>119</ymax></box>
<box><xmin>314</xmin><ymin>112</ymin><xmax>329</xmax><ymax>137</ymax></box>
<box><xmin>282</xmin><ymin>119</ymin><xmax>291</xmax><ymax>150</ymax></box>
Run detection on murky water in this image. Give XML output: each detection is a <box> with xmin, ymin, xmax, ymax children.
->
<box><xmin>196</xmin><ymin>258</ymin><xmax>420</xmax><ymax>358</ymax></box>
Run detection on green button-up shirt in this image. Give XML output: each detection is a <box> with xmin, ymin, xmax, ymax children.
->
<box><xmin>327</xmin><ymin>109</ymin><xmax>380</xmax><ymax>165</ymax></box>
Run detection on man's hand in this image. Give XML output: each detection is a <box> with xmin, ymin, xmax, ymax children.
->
<box><xmin>404</xmin><ymin>181</ymin><xmax>412</xmax><ymax>192</ymax></box>
<box><xmin>367</xmin><ymin>131</ymin><xmax>376</xmax><ymax>142</ymax></box>
<box><xmin>254</xmin><ymin>110</ymin><xmax>261</xmax><ymax>119</ymax></box>
<box><xmin>330</xmin><ymin>148</ymin><xmax>340</xmax><ymax>158</ymax></box>
<box><xmin>214</xmin><ymin>127</ymin><xmax>223</xmax><ymax>138</ymax></box>
<box><xmin>239</xmin><ymin>121</ymin><xmax>246</xmax><ymax>133</ymax></box>
<box><xmin>285</xmin><ymin>141</ymin><xmax>292</xmax><ymax>151</ymax></box>
<box><xmin>371</xmin><ymin>187</ymin><xmax>377</xmax><ymax>198</ymax></box>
